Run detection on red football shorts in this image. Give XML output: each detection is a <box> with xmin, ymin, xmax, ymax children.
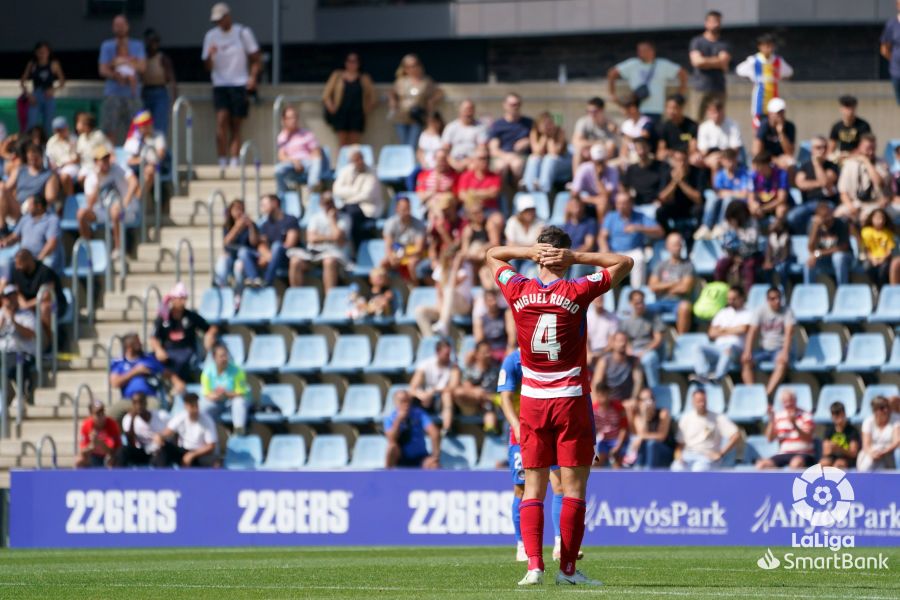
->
<box><xmin>519</xmin><ymin>395</ymin><xmax>595</xmax><ymax>468</ymax></box>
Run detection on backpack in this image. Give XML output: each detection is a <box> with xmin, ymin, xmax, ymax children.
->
<box><xmin>693</xmin><ymin>281</ymin><xmax>729</xmax><ymax>321</ymax></box>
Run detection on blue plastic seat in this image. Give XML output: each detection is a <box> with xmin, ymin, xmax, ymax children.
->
<box><xmin>836</xmin><ymin>333</ymin><xmax>887</xmax><ymax>373</ymax></box>
<box><xmin>823</xmin><ymin>284</ymin><xmax>873</xmax><ymax>324</ymax></box>
<box><xmin>457</xmin><ymin>335</ymin><xmax>476</xmax><ymax>365</ymax></box>
<box><xmin>231</xmin><ymin>287</ymin><xmax>278</xmax><ymax>325</ymax></box>
<box><xmin>789</xmin><ymin>236</ymin><xmax>809</xmax><ymax>274</ymax></box>
<box><xmin>57</xmin><ymin>288</ymin><xmax>75</xmax><ymax>326</ymax></box>
<box><xmin>414</xmin><ymin>336</ymin><xmax>441</xmax><ymax>366</ymax></box>
<box><xmin>747</xmin><ymin>284</ymin><xmax>774</xmax><ymax>312</ymax></box>
<box><xmin>60</xmin><ymin>194</ymin><xmax>86</xmax><ymax>231</ymax></box>
<box><xmin>349</xmin><ymin>435</ymin><xmax>388</xmax><ymax>469</ymax></box>
<box><xmin>476</xmin><ymin>436</ymin><xmax>508</xmax><ymax>469</ymax></box>
<box><xmin>218</xmin><ymin>334</ymin><xmax>246</xmax><ymax>367</ymax></box>
<box><xmin>814</xmin><ymin>385</ymin><xmax>857</xmax><ymax>424</ymax></box>
<box><xmin>243</xmin><ymin>334</ymin><xmax>287</xmax><ymax>374</ymax></box>
<box><xmin>333</xmin><ymin>384</ymin><xmax>382</xmax><ymax>424</ymax></box>
<box><xmin>198</xmin><ymin>287</ymin><xmax>235</xmax><ymax>325</ymax></box>
<box><xmin>282</xmin><ymin>335</ymin><xmax>329</xmax><ymax>375</ymax></box>
<box><xmin>282</xmin><ymin>190</ymin><xmax>302</xmax><ymax>219</ymax></box>
<box><xmin>377</xmin><ymin>145</ymin><xmax>416</xmax><ymax>182</ymax></box>
<box><xmin>224</xmin><ymin>435</ymin><xmax>263</xmax><ymax>470</ymax></box>
<box><xmin>883</xmin><ymin>337</ymin><xmax>900</xmax><ymax>374</ymax></box>
<box><xmin>685</xmin><ymin>383</ymin><xmax>725</xmax><ymax>414</ymax></box>
<box><xmin>272</xmin><ymin>287</ymin><xmax>320</xmax><ymax>325</ymax></box>
<box><xmin>321</xmin><ymin>335</ymin><xmax>371</xmax><ymax>374</ymax></box>
<box><xmin>289</xmin><ymin>384</ymin><xmax>339</xmax><ymax>424</ymax></box>
<box><xmin>440</xmin><ymin>434</ymin><xmax>478</xmax><ymax>470</ymax></box>
<box><xmin>260</xmin><ymin>434</ymin><xmax>306</xmax><ymax>470</ymax></box>
<box><xmin>397</xmin><ymin>287</ymin><xmax>438</xmax><ymax>325</ymax></box>
<box><xmin>661</xmin><ymin>333</ymin><xmax>708</xmax><ymax>372</ymax></box>
<box><xmin>299</xmin><ymin>192</ymin><xmax>322</xmax><ymax>229</ymax></box>
<box><xmin>550</xmin><ymin>191</ymin><xmax>570</xmax><ymax>225</ymax></box>
<box><xmin>869</xmin><ymin>285</ymin><xmax>900</xmax><ymax>324</ymax></box>
<box><xmin>253</xmin><ymin>384</ymin><xmax>297</xmax><ymax>424</ymax></box>
<box><xmin>351</xmin><ymin>238</ymin><xmax>387</xmax><ymax>278</ymax></box>
<box><xmin>689</xmin><ymin>240</ymin><xmax>720</xmax><ymax>277</ymax></box>
<box><xmin>774</xmin><ymin>384</ymin><xmax>814</xmax><ymax>413</ymax></box>
<box><xmin>885</xmin><ymin>138</ymin><xmax>900</xmax><ymax>169</ymax></box>
<box><xmin>789</xmin><ymin>284</ymin><xmax>829</xmax><ymax>323</ymax></box>
<box><xmin>794</xmin><ymin>333</ymin><xmax>843</xmax><ymax>372</ymax></box>
<box><xmin>616</xmin><ymin>286</ymin><xmax>657</xmax><ymax>316</ymax></box>
<box><xmin>854</xmin><ymin>384</ymin><xmax>900</xmax><ymax>425</ymax></box>
<box><xmin>796</xmin><ymin>139</ymin><xmax>813</xmax><ymax>164</ymax></box>
<box><xmin>335</xmin><ymin>144</ymin><xmax>374</xmax><ymax>172</ymax></box>
<box><xmin>63</xmin><ymin>240</ymin><xmax>108</xmax><ymax>277</ymax></box>
<box><xmin>318</xmin><ymin>286</ymin><xmax>353</xmax><ymax>326</ymax></box>
<box><xmin>651</xmin><ymin>384</ymin><xmax>682</xmax><ymax>418</ymax></box>
<box><xmin>304</xmin><ymin>434</ymin><xmax>349</xmax><ymax>469</ymax></box>
<box><xmin>743</xmin><ymin>435</ymin><xmax>779</xmax><ymax>464</ymax></box>
<box><xmin>727</xmin><ymin>384</ymin><xmax>768</xmax><ymax>424</ymax></box>
<box><xmin>365</xmin><ymin>334</ymin><xmax>414</xmax><ymax>375</ymax></box>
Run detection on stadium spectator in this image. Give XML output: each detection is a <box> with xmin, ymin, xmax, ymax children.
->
<box><xmin>214</xmin><ymin>199</ymin><xmax>258</xmax><ymax>289</ymax></box>
<box><xmin>571</xmin><ymin>143</ymin><xmax>619</xmax><ymax>218</ymax></box>
<box><xmin>322</xmin><ymin>52</ymin><xmax>377</xmax><ymax>148</ymax></box>
<box><xmin>460</xmin><ymin>202</ymin><xmax>503</xmax><ymax>278</ymax></box>
<box><xmin>522</xmin><ymin>111</ymin><xmax>568</xmax><ymax>194</ymax></box>
<box><xmin>789</xmin><ymin>136</ymin><xmax>839</xmax><ymax>234</ymax></box>
<box><xmin>0</xmin><ymin>193</ymin><xmax>62</xmax><ymax>274</ymax></box>
<box><xmin>672</xmin><ymin>388</ymin><xmax>739</xmax><ymax>471</ymax></box>
<box><xmin>45</xmin><ymin>117</ymin><xmax>79</xmax><ymax>197</ymax></box>
<box><xmin>416</xmin><ymin>148</ymin><xmax>459</xmax><ymax>209</ymax></box>
<box><xmin>0</xmin><ymin>284</ymin><xmax>36</xmax><ymax>398</ymax></box>
<box><xmin>804</xmin><ymin>202</ymin><xmax>852</xmax><ymax>285</ymax></box>
<box><xmin>741</xmin><ymin>287</ymin><xmax>794</xmax><ymax>396</ymax></box>
<box><xmin>749</xmin><ymin>151</ymin><xmax>789</xmax><ymax>220</ymax></box>
<box><xmin>7</xmin><ymin>249</ymin><xmax>66</xmax><ymax>347</ymax></box>
<box><xmin>448</xmin><ymin>340</ymin><xmax>500</xmax><ymax>433</ymax></box>
<box><xmin>442</xmin><ymin>100</ymin><xmax>486</xmax><ymax>171</ymax></box>
<box><xmin>152</xmin><ymin>393</ymin><xmax>218</xmax><ymax>468</ymax></box>
<box><xmin>202</xmin><ymin>2</ymin><xmax>261</xmax><ymax>175</ymax></box>
<box><xmin>688</xmin><ymin>10</ymin><xmax>731</xmax><ymax>120</ymax></box>
<box><xmin>98</xmin><ymin>15</ymin><xmax>145</xmax><ymax>144</ymax></box>
<box><xmin>646</xmin><ymin>232</ymin><xmax>694</xmax><ymax>334</ymax></box>
<box><xmin>592</xmin><ymin>331</ymin><xmax>642</xmax><ymax>404</ymax></box>
<box><xmin>333</xmin><ymin>147</ymin><xmax>384</xmax><ymax>242</ymax></box>
<box><xmin>835</xmin><ymin>133</ymin><xmax>890</xmax><ymax>225</ymax></box>
<box><xmin>76</xmin><ymin>400</ymin><xmax>121</xmax><ymax>468</ymax></box>
<box><xmin>762</xmin><ymin>216</ymin><xmax>792</xmax><ymax>286</ymax></box>
<box><xmin>77</xmin><ymin>145</ymin><xmax>139</xmax><ymax>256</ymax></box>
<box><xmin>624</xmin><ymin>387</ymin><xmax>675</xmax><ymax>469</ymax></box>
<box><xmin>409</xmin><ymin>338</ymin><xmax>457</xmax><ymax>415</ymax></box>
<box><xmin>586</xmin><ymin>296</ymin><xmax>618</xmax><ymax>364</ymax></box>
<box><xmin>349</xmin><ymin>267</ymin><xmax>395</xmax><ymax>321</ymax></box>
<box><xmin>274</xmin><ymin>106</ymin><xmax>325</xmax><ymax>196</ymax></box>
<box><xmin>381</xmin><ymin>196</ymin><xmax>426</xmax><ymax>282</ymax></box>
<box><xmin>571</xmin><ymin>97</ymin><xmax>618</xmax><ymax>172</ymax></box>
<box><xmin>425</xmin><ymin>194</ymin><xmax>464</xmax><ymax>276</ymax></box>
<box><xmin>505</xmin><ymin>194</ymin><xmax>544</xmax><ymax>249</ymax></box>
<box><xmin>151</xmin><ymin>282</ymin><xmax>217</xmax><ymax>383</ymax></box>
<box><xmin>254</xmin><ymin>193</ymin><xmax>300</xmax><ymax>287</ymax></box>
<box><xmin>416</xmin><ymin>248</ymin><xmax>473</xmax><ymax>337</ymax></box>
<box><xmin>880</xmin><ymin>3</ymin><xmax>900</xmax><ymax>105</ymax></box>
<box><xmin>623</xmin><ymin>138</ymin><xmax>669</xmax><ymax>207</ymax></box>
<box><xmin>457</xmin><ymin>147</ymin><xmax>502</xmax><ymax>213</ymax></box>
<box><xmin>591</xmin><ymin>382</ymin><xmax>627</xmax><ymax>468</ymax></box>
<box><xmin>757</xmin><ymin>389</ymin><xmax>816</xmax><ymax>469</ymax></box>
<box><xmin>384</xmin><ymin>389</ymin><xmax>440</xmax><ymax>468</ymax></box>
<box><xmin>109</xmin><ymin>332</ymin><xmax>176</xmax><ymax>413</ymax></box>
<box><xmin>820</xmin><ymin>401</ymin><xmax>860</xmax><ymax>470</ymax></box>
<box><xmin>828</xmin><ymin>95</ymin><xmax>871</xmax><ymax>160</ymax></box>
<box><xmin>288</xmin><ymin>192</ymin><xmax>350</xmax><ymax>291</ymax></box>
<box><xmin>609</xmin><ymin>41</ymin><xmax>687</xmax><ymax>125</ymax></box>
<box><xmin>488</xmin><ymin>93</ymin><xmax>532</xmax><ymax>196</ymax></box>
<box><xmin>118</xmin><ymin>392</ymin><xmax>167</xmax><ymax>467</ymax></box>
<box><xmin>696</xmin><ymin>99</ymin><xmax>743</xmax><ymax>171</ymax></box>
<box><xmin>857</xmin><ymin>396</ymin><xmax>900</xmax><ymax>472</ymax></box>
<box><xmin>74</xmin><ymin>112</ymin><xmax>111</xmax><ymax>183</ymax></box>
<box><xmin>695</xmin><ymin>149</ymin><xmax>749</xmax><ymax>241</ymax></box>
<box><xmin>20</xmin><ymin>42</ymin><xmax>65</xmax><ymax>132</ymax></box>
<box><xmin>860</xmin><ymin>208</ymin><xmax>900</xmax><ymax>285</ymax></box>
<box><xmin>389</xmin><ymin>53</ymin><xmax>442</xmax><ymax>149</ymax></box>
<box><xmin>657</xmin><ymin>149</ymin><xmax>704</xmax><ymax>238</ymax></box>
<box><xmin>735</xmin><ymin>33</ymin><xmax>793</xmax><ymax>126</ymax></box>
<box><xmin>655</xmin><ymin>94</ymin><xmax>698</xmax><ymax>162</ymax></box>
<box><xmin>600</xmin><ymin>191</ymin><xmax>663</xmax><ymax>288</ymax></box>
<box><xmin>618</xmin><ymin>96</ymin><xmax>653</xmax><ymax>165</ymax></box>
<box><xmin>692</xmin><ymin>285</ymin><xmax>751</xmax><ymax>384</ymax></box>
<box><xmin>619</xmin><ymin>289</ymin><xmax>664</xmax><ymax>389</ymax></box>
<box><xmin>201</xmin><ymin>341</ymin><xmax>250</xmax><ymax>435</ymax></box>
<box><xmin>416</xmin><ymin>112</ymin><xmax>445</xmax><ymax>176</ymax></box>
<box><xmin>474</xmin><ymin>289</ymin><xmax>515</xmax><ymax>363</ymax></box>
<box><xmin>2</xmin><ymin>141</ymin><xmax>59</xmax><ymax>228</ymax></box>
<box><xmin>141</xmin><ymin>29</ymin><xmax>176</xmax><ymax>135</ymax></box>
<box><xmin>123</xmin><ymin>110</ymin><xmax>166</xmax><ymax>205</ymax></box>
<box><xmin>561</xmin><ymin>196</ymin><xmax>597</xmax><ymax>253</ymax></box>
<box><xmin>753</xmin><ymin>98</ymin><xmax>796</xmax><ymax>172</ymax></box>
<box><xmin>713</xmin><ymin>201</ymin><xmax>762</xmax><ymax>293</ymax></box>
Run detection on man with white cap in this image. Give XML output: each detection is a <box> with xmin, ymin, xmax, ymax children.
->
<box><xmin>45</xmin><ymin>117</ymin><xmax>80</xmax><ymax>197</ymax></box>
<box><xmin>77</xmin><ymin>145</ymin><xmax>140</xmax><ymax>257</ymax></box>
<box><xmin>752</xmin><ymin>97</ymin><xmax>796</xmax><ymax>172</ymax></box>
<box><xmin>202</xmin><ymin>2</ymin><xmax>261</xmax><ymax>175</ymax></box>
<box><xmin>571</xmin><ymin>143</ymin><xmax>620</xmax><ymax>219</ymax></box>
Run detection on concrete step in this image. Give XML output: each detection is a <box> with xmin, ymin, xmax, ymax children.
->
<box><xmin>16</xmin><ymin>419</ymin><xmax>75</xmax><ymax>441</ymax></box>
<box><xmin>128</xmin><ymin>260</ymin><xmax>214</xmax><ymax>277</ymax></box>
<box><xmin>53</xmin><ymin>370</ymin><xmax>111</xmax><ymax>391</ymax></box>
<box><xmin>0</xmin><ymin>453</ymin><xmax>77</xmax><ymax>469</ymax></box>
<box><xmin>193</xmin><ymin>164</ymin><xmax>277</xmax><ymax>180</ymax></box>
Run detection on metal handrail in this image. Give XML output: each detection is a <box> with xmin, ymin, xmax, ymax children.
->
<box><xmin>34</xmin><ymin>285</ymin><xmax>58</xmax><ymax>387</ymax></box>
<box><xmin>106</xmin><ymin>334</ymin><xmax>124</xmax><ymax>407</ymax></box>
<box><xmin>175</xmin><ymin>239</ymin><xmax>196</xmax><ymax>309</ymax></box>
<box><xmin>0</xmin><ymin>351</ymin><xmax>24</xmax><ymax>439</ymax></box>
<box><xmin>102</xmin><ymin>190</ymin><xmax>127</xmax><ymax>293</ymax></box>
<box><xmin>272</xmin><ymin>94</ymin><xmax>288</xmax><ymax>162</ymax></box>
<box><xmin>206</xmin><ymin>189</ymin><xmax>228</xmax><ymax>287</ymax></box>
<box><xmin>171</xmin><ymin>96</ymin><xmax>193</xmax><ymax>195</ymax></box>
<box><xmin>70</xmin><ymin>238</ymin><xmax>95</xmax><ymax>344</ymax></box>
<box><xmin>142</xmin><ymin>284</ymin><xmax>162</xmax><ymax>347</ymax></box>
<box><xmin>72</xmin><ymin>384</ymin><xmax>94</xmax><ymax>455</ymax></box>
<box><xmin>36</xmin><ymin>435</ymin><xmax>58</xmax><ymax>470</ymax></box>
<box><xmin>239</xmin><ymin>140</ymin><xmax>261</xmax><ymax>210</ymax></box>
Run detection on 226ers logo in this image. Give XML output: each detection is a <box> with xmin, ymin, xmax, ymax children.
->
<box><xmin>587</xmin><ymin>272</ymin><xmax>604</xmax><ymax>282</ymax></box>
<box><xmin>498</xmin><ymin>270</ymin><xmax>515</xmax><ymax>285</ymax></box>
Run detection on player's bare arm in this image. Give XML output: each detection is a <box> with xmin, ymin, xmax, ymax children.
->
<box><xmin>485</xmin><ymin>243</ymin><xmax>554</xmax><ymax>275</ymax></box>
<box><xmin>541</xmin><ymin>248</ymin><xmax>635</xmax><ymax>287</ymax></box>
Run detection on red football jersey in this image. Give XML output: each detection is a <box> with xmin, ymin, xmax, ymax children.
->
<box><xmin>495</xmin><ymin>266</ymin><xmax>612</xmax><ymax>399</ymax></box>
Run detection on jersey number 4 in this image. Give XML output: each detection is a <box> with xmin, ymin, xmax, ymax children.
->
<box><xmin>531</xmin><ymin>314</ymin><xmax>561</xmax><ymax>361</ymax></box>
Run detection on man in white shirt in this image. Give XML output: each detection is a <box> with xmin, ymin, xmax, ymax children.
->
<box><xmin>202</xmin><ymin>2</ymin><xmax>261</xmax><ymax>172</ymax></box>
<box><xmin>287</xmin><ymin>192</ymin><xmax>351</xmax><ymax>292</ymax></box>
<box><xmin>118</xmin><ymin>392</ymin><xmax>167</xmax><ymax>466</ymax></box>
<box><xmin>608</xmin><ymin>41</ymin><xmax>687</xmax><ymax>124</ymax></box>
<box><xmin>441</xmin><ymin>100</ymin><xmax>487</xmax><ymax>171</ymax></box>
<box><xmin>76</xmin><ymin>146</ymin><xmax>139</xmax><ymax>256</ymax></box>
<box><xmin>697</xmin><ymin>99</ymin><xmax>743</xmax><ymax>171</ymax></box>
<box><xmin>333</xmin><ymin>148</ymin><xmax>385</xmax><ymax>244</ymax></box>
<box><xmin>586</xmin><ymin>297</ymin><xmax>618</xmax><ymax>364</ymax></box>
<box><xmin>672</xmin><ymin>388</ymin><xmax>740</xmax><ymax>471</ymax></box>
<box><xmin>152</xmin><ymin>393</ymin><xmax>218</xmax><ymax>468</ymax></box>
<box><xmin>409</xmin><ymin>338</ymin><xmax>459</xmax><ymax>415</ymax></box>
<box><xmin>692</xmin><ymin>285</ymin><xmax>751</xmax><ymax>383</ymax></box>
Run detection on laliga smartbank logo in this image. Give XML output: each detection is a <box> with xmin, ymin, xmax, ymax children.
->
<box><xmin>755</xmin><ymin>466</ymin><xmax>890</xmax><ymax>571</ymax></box>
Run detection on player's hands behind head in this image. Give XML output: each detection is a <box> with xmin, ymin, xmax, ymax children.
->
<box><xmin>539</xmin><ymin>247</ymin><xmax>575</xmax><ymax>270</ymax></box>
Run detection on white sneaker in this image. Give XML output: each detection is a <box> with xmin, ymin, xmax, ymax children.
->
<box><xmin>516</xmin><ymin>541</ymin><xmax>528</xmax><ymax>562</ymax></box>
<box><xmin>229</xmin><ymin>157</ymin><xmax>239</xmax><ymax>169</ymax></box>
<box><xmin>556</xmin><ymin>569</ymin><xmax>603</xmax><ymax>587</ymax></box>
<box><xmin>552</xmin><ymin>536</ymin><xmax>561</xmax><ymax>561</ymax></box>
<box><xmin>517</xmin><ymin>569</ymin><xmax>544</xmax><ymax>586</ymax></box>
<box><xmin>693</xmin><ymin>225</ymin><xmax>712</xmax><ymax>241</ymax></box>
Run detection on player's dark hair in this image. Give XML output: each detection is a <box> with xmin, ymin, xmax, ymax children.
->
<box><xmin>537</xmin><ymin>226</ymin><xmax>571</xmax><ymax>249</ymax></box>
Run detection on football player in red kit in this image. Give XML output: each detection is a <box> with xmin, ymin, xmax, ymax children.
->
<box><xmin>486</xmin><ymin>226</ymin><xmax>633</xmax><ymax>587</ymax></box>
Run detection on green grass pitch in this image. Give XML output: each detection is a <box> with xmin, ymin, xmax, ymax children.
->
<box><xmin>1</xmin><ymin>546</ymin><xmax>898</xmax><ymax>599</ymax></box>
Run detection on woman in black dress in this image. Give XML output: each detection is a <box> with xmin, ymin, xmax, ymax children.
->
<box><xmin>322</xmin><ymin>52</ymin><xmax>377</xmax><ymax>148</ymax></box>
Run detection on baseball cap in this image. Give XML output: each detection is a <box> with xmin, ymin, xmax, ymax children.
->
<box><xmin>93</xmin><ymin>146</ymin><xmax>111</xmax><ymax>160</ymax></box>
<box><xmin>766</xmin><ymin>97</ymin><xmax>786</xmax><ymax>114</ymax></box>
<box><xmin>210</xmin><ymin>2</ymin><xmax>230</xmax><ymax>22</ymax></box>
<box><xmin>132</xmin><ymin>110</ymin><xmax>152</xmax><ymax>126</ymax></box>
<box><xmin>2</xmin><ymin>285</ymin><xmax>16</xmax><ymax>296</ymax></box>
<box><xmin>515</xmin><ymin>194</ymin><xmax>536</xmax><ymax>213</ymax></box>
<box><xmin>589</xmin><ymin>143</ymin><xmax>607</xmax><ymax>162</ymax></box>
<box><xmin>51</xmin><ymin>116</ymin><xmax>68</xmax><ymax>131</ymax></box>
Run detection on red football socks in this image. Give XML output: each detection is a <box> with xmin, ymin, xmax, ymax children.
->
<box><xmin>559</xmin><ymin>497</ymin><xmax>586</xmax><ymax>576</ymax></box>
<box><xmin>519</xmin><ymin>499</ymin><xmax>545</xmax><ymax>571</ymax></box>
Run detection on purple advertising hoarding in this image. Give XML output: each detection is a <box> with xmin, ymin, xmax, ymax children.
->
<box><xmin>9</xmin><ymin>469</ymin><xmax>900</xmax><ymax>548</ymax></box>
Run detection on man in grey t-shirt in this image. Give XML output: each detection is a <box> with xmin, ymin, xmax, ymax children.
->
<box><xmin>688</xmin><ymin>10</ymin><xmax>731</xmax><ymax>119</ymax></box>
<box><xmin>647</xmin><ymin>232</ymin><xmax>694</xmax><ymax>334</ymax></box>
<box><xmin>382</xmin><ymin>196</ymin><xmax>426</xmax><ymax>282</ymax></box>
<box><xmin>741</xmin><ymin>286</ymin><xmax>795</xmax><ymax>396</ymax></box>
<box><xmin>619</xmin><ymin>289</ymin><xmax>664</xmax><ymax>388</ymax></box>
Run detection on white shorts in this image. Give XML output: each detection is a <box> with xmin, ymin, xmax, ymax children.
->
<box><xmin>93</xmin><ymin>198</ymin><xmax>140</xmax><ymax>225</ymax></box>
<box><xmin>57</xmin><ymin>164</ymin><xmax>81</xmax><ymax>180</ymax></box>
